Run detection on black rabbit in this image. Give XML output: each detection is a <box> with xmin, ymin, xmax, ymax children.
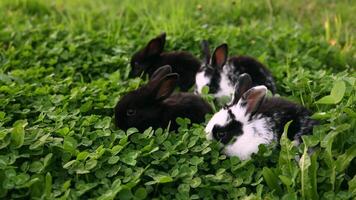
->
<box><xmin>195</xmin><ymin>41</ymin><xmax>277</xmax><ymax>97</ymax></box>
<box><xmin>205</xmin><ymin>73</ymin><xmax>318</xmax><ymax>160</ymax></box>
<box><xmin>115</xmin><ymin>65</ymin><xmax>212</xmax><ymax>131</ymax></box>
<box><xmin>130</xmin><ymin>33</ymin><xmax>201</xmax><ymax>91</ymax></box>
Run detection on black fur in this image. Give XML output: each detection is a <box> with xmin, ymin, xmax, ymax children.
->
<box><xmin>212</xmin><ymin>117</ymin><xmax>242</xmax><ymax>144</ymax></box>
<box><xmin>115</xmin><ymin>66</ymin><xmax>212</xmax><ymax>131</ymax></box>
<box><xmin>255</xmin><ymin>97</ymin><xmax>319</xmax><ymax>141</ymax></box>
<box><xmin>229</xmin><ymin>56</ymin><xmax>277</xmax><ymax>94</ymax></box>
<box><xmin>130</xmin><ymin>33</ymin><xmax>201</xmax><ymax>91</ymax></box>
<box><xmin>230</xmin><ymin>73</ymin><xmax>252</xmax><ymax>105</ymax></box>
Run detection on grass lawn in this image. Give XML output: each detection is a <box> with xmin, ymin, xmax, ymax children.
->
<box><xmin>0</xmin><ymin>0</ymin><xmax>355</xmax><ymax>199</ymax></box>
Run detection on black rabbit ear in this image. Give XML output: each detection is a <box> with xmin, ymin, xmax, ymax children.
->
<box><xmin>211</xmin><ymin>43</ymin><xmax>228</xmax><ymax>69</ymax></box>
<box><xmin>150</xmin><ymin>65</ymin><xmax>172</xmax><ymax>82</ymax></box>
<box><xmin>240</xmin><ymin>86</ymin><xmax>267</xmax><ymax>116</ymax></box>
<box><xmin>201</xmin><ymin>40</ymin><xmax>211</xmax><ymax>64</ymax></box>
<box><xmin>154</xmin><ymin>73</ymin><xmax>179</xmax><ymax>101</ymax></box>
<box><xmin>231</xmin><ymin>73</ymin><xmax>253</xmax><ymax>105</ymax></box>
<box><xmin>145</xmin><ymin>32</ymin><xmax>166</xmax><ymax>57</ymax></box>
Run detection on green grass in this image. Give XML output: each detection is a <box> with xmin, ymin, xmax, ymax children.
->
<box><xmin>0</xmin><ymin>0</ymin><xmax>355</xmax><ymax>199</ymax></box>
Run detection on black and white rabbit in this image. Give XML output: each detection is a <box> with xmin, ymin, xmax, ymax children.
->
<box><xmin>115</xmin><ymin>65</ymin><xmax>213</xmax><ymax>131</ymax></box>
<box><xmin>205</xmin><ymin>73</ymin><xmax>318</xmax><ymax>160</ymax></box>
<box><xmin>195</xmin><ymin>41</ymin><xmax>277</xmax><ymax>97</ymax></box>
<box><xmin>130</xmin><ymin>33</ymin><xmax>201</xmax><ymax>91</ymax></box>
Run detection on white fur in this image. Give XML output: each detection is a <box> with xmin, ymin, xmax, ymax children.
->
<box><xmin>205</xmin><ymin>108</ymin><xmax>229</xmax><ymax>140</ymax></box>
<box><xmin>195</xmin><ymin>71</ymin><xmax>210</xmax><ymax>94</ymax></box>
<box><xmin>224</xmin><ymin>113</ymin><xmax>273</xmax><ymax>160</ymax></box>
<box><xmin>195</xmin><ymin>64</ymin><xmax>235</xmax><ymax>97</ymax></box>
<box><xmin>205</xmin><ymin>92</ymin><xmax>274</xmax><ymax>160</ymax></box>
<box><xmin>215</xmin><ymin>64</ymin><xmax>234</xmax><ymax>98</ymax></box>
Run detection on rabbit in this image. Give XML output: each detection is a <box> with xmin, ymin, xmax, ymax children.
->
<box><xmin>130</xmin><ymin>32</ymin><xmax>201</xmax><ymax>91</ymax></box>
<box><xmin>115</xmin><ymin>65</ymin><xmax>213</xmax><ymax>131</ymax></box>
<box><xmin>204</xmin><ymin>73</ymin><xmax>318</xmax><ymax>160</ymax></box>
<box><xmin>195</xmin><ymin>41</ymin><xmax>277</xmax><ymax>98</ymax></box>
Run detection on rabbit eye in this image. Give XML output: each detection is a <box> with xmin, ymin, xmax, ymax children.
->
<box><xmin>218</xmin><ymin>132</ymin><xmax>225</xmax><ymax>138</ymax></box>
<box><xmin>126</xmin><ymin>109</ymin><xmax>136</xmax><ymax>116</ymax></box>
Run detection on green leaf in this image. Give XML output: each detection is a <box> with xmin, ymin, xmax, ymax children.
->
<box><xmin>311</xmin><ymin>112</ymin><xmax>332</xmax><ymax>120</ymax></box>
<box><xmin>43</xmin><ymin>153</ymin><xmax>53</xmax><ymax>168</ymax></box>
<box><xmin>282</xmin><ymin>193</ymin><xmax>297</xmax><ymax>200</ymax></box>
<box><xmin>80</xmin><ymin>100</ymin><xmax>92</xmax><ymax>112</ymax></box>
<box><xmin>14</xmin><ymin>173</ymin><xmax>30</xmax><ymax>186</ymax></box>
<box><xmin>126</xmin><ymin>128</ymin><xmax>139</xmax><ymax>136</ymax></box>
<box><xmin>62</xmin><ymin>180</ymin><xmax>71</xmax><ymax>191</ymax></box>
<box><xmin>301</xmin><ymin>135</ymin><xmax>319</xmax><ymax>147</ymax></box>
<box><xmin>77</xmin><ymin>151</ymin><xmax>90</xmax><ymax>161</ymax></box>
<box><xmin>153</xmin><ymin>175</ymin><xmax>173</xmax><ymax>183</ymax></box>
<box><xmin>63</xmin><ymin>160</ymin><xmax>77</xmax><ymax>169</ymax></box>
<box><xmin>335</xmin><ymin>144</ymin><xmax>356</xmax><ymax>173</ymax></box>
<box><xmin>111</xmin><ymin>145</ymin><xmax>124</xmax><ymax>155</ymax></box>
<box><xmin>121</xmin><ymin>151</ymin><xmax>139</xmax><ymax>166</ymax></box>
<box><xmin>108</xmin><ymin>156</ymin><xmax>120</xmax><ymax>164</ymax></box>
<box><xmin>321</xmin><ymin>124</ymin><xmax>351</xmax><ymax>156</ymax></box>
<box><xmin>134</xmin><ymin>187</ymin><xmax>147</xmax><ymax>200</ymax></box>
<box><xmin>262</xmin><ymin>167</ymin><xmax>282</xmax><ymax>195</ymax></box>
<box><xmin>309</xmin><ymin>150</ymin><xmax>319</xmax><ymax>200</ymax></box>
<box><xmin>344</xmin><ymin>107</ymin><xmax>356</xmax><ymax>118</ymax></box>
<box><xmin>29</xmin><ymin>134</ymin><xmax>50</xmax><ymax>150</ymax></box>
<box><xmin>85</xmin><ymin>159</ymin><xmax>98</xmax><ymax>171</ymax></box>
<box><xmin>202</xmin><ymin>86</ymin><xmax>209</xmax><ymax>94</ymax></box>
<box><xmin>29</xmin><ymin>161</ymin><xmax>44</xmax><ymax>173</ymax></box>
<box><xmin>94</xmin><ymin>116</ymin><xmax>112</xmax><ymax>129</ymax></box>
<box><xmin>316</xmin><ymin>80</ymin><xmax>346</xmax><ymax>104</ymax></box>
<box><xmin>0</xmin><ymin>111</ymin><xmax>5</xmax><ymax>120</ymax></box>
<box><xmin>190</xmin><ymin>177</ymin><xmax>201</xmax><ymax>188</ymax></box>
<box><xmin>45</xmin><ymin>172</ymin><xmax>52</xmax><ymax>198</ymax></box>
<box><xmin>349</xmin><ymin>176</ymin><xmax>356</xmax><ymax>196</ymax></box>
<box><xmin>299</xmin><ymin>144</ymin><xmax>311</xmax><ymax>200</ymax></box>
<box><xmin>63</xmin><ymin>136</ymin><xmax>78</xmax><ymax>154</ymax></box>
<box><xmin>11</xmin><ymin>120</ymin><xmax>28</xmax><ymax>148</ymax></box>
<box><xmin>57</xmin><ymin>127</ymin><xmax>70</xmax><ymax>136</ymax></box>
<box><xmin>279</xmin><ymin>175</ymin><xmax>292</xmax><ymax>186</ymax></box>
<box><xmin>190</xmin><ymin>156</ymin><xmax>203</xmax><ymax>165</ymax></box>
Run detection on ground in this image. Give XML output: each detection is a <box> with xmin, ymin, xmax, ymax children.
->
<box><xmin>0</xmin><ymin>0</ymin><xmax>355</xmax><ymax>199</ymax></box>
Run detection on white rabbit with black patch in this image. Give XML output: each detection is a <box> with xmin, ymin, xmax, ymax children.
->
<box><xmin>205</xmin><ymin>73</ymin><xmax>318</xmax><ymax>160</ymax></box>
<box><xmin>195</xmin><ymin>41</ymin><xmax>277</xmax><ymax>98</ymax></box>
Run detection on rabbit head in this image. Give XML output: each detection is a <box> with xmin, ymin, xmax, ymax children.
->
<box><xmin>205</xmin><ymin>74</ymin><xmax>274</xmax><ymax>160</ymax></box>
<box><xmin>130</xmin><ymin>33</ymin><xmax>166</xmax><ymax>77</ymax></box>
<box><xmin>195</xmin><ymin>42</ymin><xmax>229</xmax><ymax>95</ymax></box>
<box><xmin>115</xmin><ymin>65</ymin><xmax>178</xmax><ymax>131</ymax></box>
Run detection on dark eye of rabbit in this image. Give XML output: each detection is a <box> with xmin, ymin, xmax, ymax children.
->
<box><xmin>126</xmin><ymin>109</ymin><xmax>136</xmax><ymax>116</ymax></box>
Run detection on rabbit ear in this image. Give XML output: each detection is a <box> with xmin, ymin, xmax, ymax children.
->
<box><xmin>150</xmin><ymin>65</ymin><xmax>172</xmax><ymax>83</ymax></box>
<box><xmin>211</xmin><ymin>43</ymin><xmax>228</xmax><ymax>69</ymax></box>
<box><xmin>238</xmin><ymin>86</ymin><xmax>267</xmax><ymax>116</ymax></box>
<box><xmin>230</xmin><ymin>73</ymin><xmax>253</xmax><ymax>105</ymax></box>
<box><xmin>154</xmin><ymin>73</ymin><xmax>179</xmax><ymax>101</ymax></box>
<box><xmin>145</xmin><ymin>32</ymin><xmax>166</xmax><ymax>56</ymax></box>
<box><xmin>201</xmin><ymin>40</ymin><xmax>211</xmax><ymax>64</ymax></box>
